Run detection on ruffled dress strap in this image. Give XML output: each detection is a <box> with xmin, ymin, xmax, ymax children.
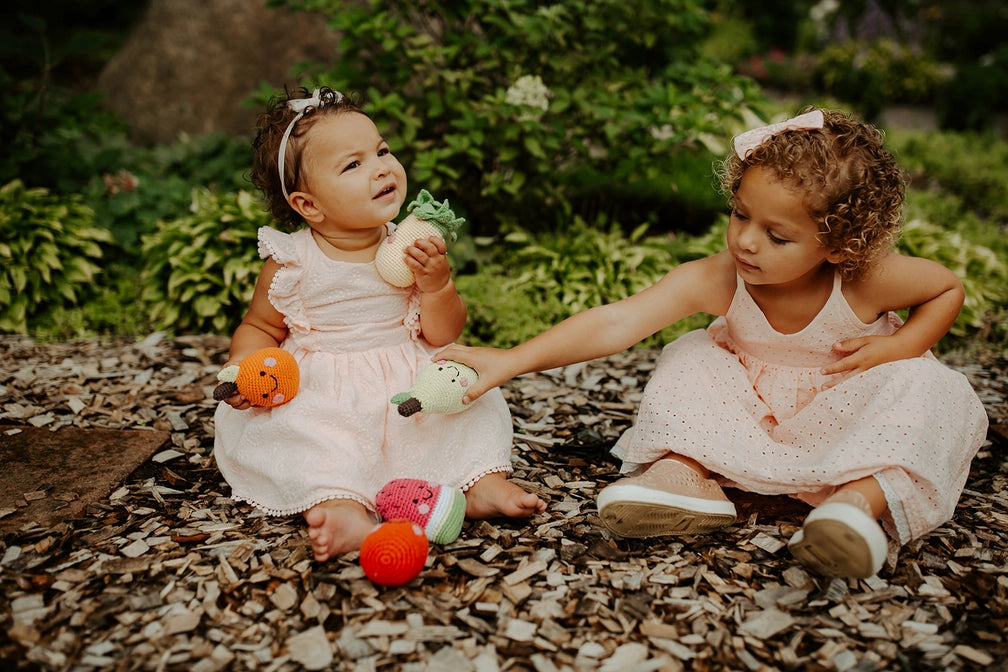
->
<box><xmin>403</xmin><ymin>287</ymin><xmax>422</xmax><ymax>340</ymax></box>
<box><xmin>257</xmin><ymin>226</ymin><xmax>310</xmax><ymax>333</ymax></box>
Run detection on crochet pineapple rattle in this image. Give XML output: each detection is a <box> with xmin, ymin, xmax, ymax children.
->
<box><xmin>212</xmin><ymin>347</ymin><xmax>299</xmax><ymax>407</ymax></box>
<box><xmin>375</xmin><ymin>189</ymin><xmax>465</xmax><ymax>287</ymax></box>
<box><xmin>391</xmin><ymin>359</ymin><xmax>477</xmax><ymax>416</ymax></box>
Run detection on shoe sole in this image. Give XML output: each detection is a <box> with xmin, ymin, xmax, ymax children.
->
<box><xmin>788</xmin><ymin>503</ymin><xmax>887</xmax><ymax>578</ymax></box>
<box><xmin>597</xmin><ymin>483</ymin><xmax>737</xmax><ymax>538</ymax></box>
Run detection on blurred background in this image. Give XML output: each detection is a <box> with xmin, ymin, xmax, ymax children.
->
<box><xmin>1</xmin><ymin>0</ymin><xmax>1005</xmax><ymax>352</ymax></box>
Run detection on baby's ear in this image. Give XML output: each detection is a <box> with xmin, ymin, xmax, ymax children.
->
<box><xmin>288</xmin><ymin>192</ymin><xmax>323</xmax><ymax>223</ymax></box>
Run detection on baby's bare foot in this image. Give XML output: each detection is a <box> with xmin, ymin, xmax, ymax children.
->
<box><xmin>465</xmin><ymin>472</ymin><xmax>546</xmax><ymax>519</ymax></box>
<box><xmin>303</xmin><ymin>499</ymin><xmax>376</xmax><ymax>562</ymax></box>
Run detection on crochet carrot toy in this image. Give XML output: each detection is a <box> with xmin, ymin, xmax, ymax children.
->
<box><xmin>212</xmin><ymin>347</ymin><xmax>299</xmax><ymax>408</ymax></box>
<box><xmin>391</xmin><ymin>360</ymin><xmax>477</xmax><ymax>416</ymax></box>
<box><xmin>375</xmin><ymin>189</ymin><xmax>465</xmax><ymax>287</ymax></box>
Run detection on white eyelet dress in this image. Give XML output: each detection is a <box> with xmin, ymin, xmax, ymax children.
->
<box><xmin>611</xmin><ymin>273</ymin><xmax>988</xmax><ymax>545</ymax></box>
<box><xmin>213</xmin><ymin>227</ymin><xmax>514</xmax><ymax>516</ymax></box>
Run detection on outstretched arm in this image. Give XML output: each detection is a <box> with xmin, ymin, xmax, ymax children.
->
<box><xmin>438</xmin><ymin>251</ymin><xmax>737</xmax><ymax>402</ymax></box>
<box><xmin>821</xmin><ymin>252</ymin><xmax>964</xmax><ymax>386</ymax></box>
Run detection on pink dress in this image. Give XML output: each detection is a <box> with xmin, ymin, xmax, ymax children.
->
<box><xmin>612</xmin><ymin>273</ymin><xmax>988</xmax><ymax>544</ymax></box>
<box><xmin>214</xmin><ymin>227</ymin><xmax>514</xmax><ymax>516</ymax></box>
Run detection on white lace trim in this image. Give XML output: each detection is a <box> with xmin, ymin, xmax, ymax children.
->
<box><xmin>460</xmin><ymin>465</ymin><xmax>513</xmax><ymax>492</ymax></box>
<box><xmin>229</xmin><ymin>491</ymin><xmax>374</xmax><ymax>517</ymax></box>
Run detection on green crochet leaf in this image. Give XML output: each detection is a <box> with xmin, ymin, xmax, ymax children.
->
<box><xmin>391</xmin><ymin>392</ymin><xmax>411</xmax><ymax>404</ymax></box>
<box><xmin>406</xmin><ymin>189</ymin><xmax>465</xmax><ymax>242</ymax></box>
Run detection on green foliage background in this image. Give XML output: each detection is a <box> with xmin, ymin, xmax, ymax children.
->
<box><xmin>1</xmin><ymin>0</ymin><xmax>1006</xmax><ymax>355</ymax></box>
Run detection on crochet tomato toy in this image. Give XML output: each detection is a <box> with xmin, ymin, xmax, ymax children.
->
<box><xmin>359</xmin><ymin>519</ymin><xmax>429</xmax><ymax>586</ymax></box>
<box><xmin>213</xmin><ymin>347</ymin><xmax>299</xmax><ymax>407</ymax></box>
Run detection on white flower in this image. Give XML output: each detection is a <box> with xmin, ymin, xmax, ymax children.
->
<box><xmin>505</xmin><ymin>75</ymin><xmax>551</xmax><ymax>120</ymax></box>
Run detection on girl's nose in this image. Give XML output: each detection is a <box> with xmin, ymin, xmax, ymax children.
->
<box><xmin>737</xmin><ymin>223</ymin><xmax>758</xmax><ymax>252</ymax></box>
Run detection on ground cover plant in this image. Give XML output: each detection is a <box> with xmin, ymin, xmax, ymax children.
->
<box><xmin>1</xmin><ymin>0</ymin><xmax>1006</xmax><ymax>355</ymax></box>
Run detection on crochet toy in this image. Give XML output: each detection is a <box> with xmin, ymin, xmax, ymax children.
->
<box><xmin>212</xmin><ymin>347</ymin><xmax>299</xmax><ymax>407</ymax></box>
<box><xmin>375</xmin><ymin>189</ymin><xmax>465</xmax><ymax>287</ymax></box>
<box><xmin>391</xmin><ymin>359</ymin><xmax>477</xmax><ymax>417</ymax></box>
<box><xmin>375</xmin><ymin>478</ymin><xmax>466</xmax><ymax>545</ymax></box>
<box><xmin>359</xmin><ymin>519</ymin><xmax>429</xmax><ymax>587</ymax></box>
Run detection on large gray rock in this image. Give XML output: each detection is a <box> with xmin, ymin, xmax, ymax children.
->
<box><xmin>96</xmin><ymin>0</ymin><xmax>339</xmax><ymax>144</ymax></box>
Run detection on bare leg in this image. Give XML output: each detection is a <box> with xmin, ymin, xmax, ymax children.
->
<box><xmin>464</xmin><ymin>472</ymin><xmax>546</xmax><ymax>519</ymax></box>
<box><xmin>829</xmin><ymin>475</ymin><xmax>888</xmax><ymax>518</ymax></box>
<box><xmin>303</xmin><ymin>498</ymin><xmax>376</xmax><ymax>562</ymax></box>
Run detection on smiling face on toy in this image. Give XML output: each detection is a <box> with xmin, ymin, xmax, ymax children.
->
<box><xmin>236</xmin><ymin>348</ymin><xmax>300</xmax><ymax>407</ymax></box>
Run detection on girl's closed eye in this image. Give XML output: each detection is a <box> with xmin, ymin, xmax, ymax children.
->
<box><xmin>767</xmin><ymin>230</ymin><xmax>790</xmax><ymax>245</ymax></box>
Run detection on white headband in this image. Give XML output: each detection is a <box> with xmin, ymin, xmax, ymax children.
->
<box><xmin>277</xmin><ymin>88</ymin><xmax>344</xmax><ymax>200</ymax></box>
<box><xmin>732</xmin><ymin>110</ymin><xmax>825</xmax><ymax>160</ymax></box>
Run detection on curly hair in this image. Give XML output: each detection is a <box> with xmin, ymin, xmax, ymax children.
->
<box><xmin>250</xmin><ymin>86</ymin><xmax>364</xmax><ymax>230</ymax></box>
<box><xmin>717</xmin><ymin>108</ymin><xmax>906</xmax><ymax>280</ymax></box>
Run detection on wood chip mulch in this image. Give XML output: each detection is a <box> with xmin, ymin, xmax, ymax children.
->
<box><xmin>1</xmin><ymin>333</ymin><xmax>1006</xmax><ymax>671</ymax></box>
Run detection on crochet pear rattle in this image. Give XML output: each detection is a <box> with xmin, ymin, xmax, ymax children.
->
<box><xmin>375</xmin><ymin>189</ymin><xmax>465</xmax><ymax>287</ymax></box>
<box><xmin>391</xmin><ymin>359</ymin><xmax>477</xmax><ymax>416</ymax></box>
<box><xmin>213</xmin><ymin>347</ymin><xmax>299</xmax><ymax>407</ymax></box>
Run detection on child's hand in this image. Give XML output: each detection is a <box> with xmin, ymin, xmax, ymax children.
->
<box><xmin>404</xmin><ymin>236</ymin><xmax>451</xmax><ymax>294</ymax></box>
<box><xmin>434</xmin><ymin>344</ymin><xmax>514</xmax><ymax>404</ymax></box>
<box><xmin>820</xmin><ymin>335</ymin><xmax>909</xmax><ymax>389</ymax></box>
<box><xmin>213</xmin><ymin>360</ymin><xmax>255</xmax><ymax>410</ymax></box>
<box><xmin>221</xmin><ymin>392</ymin><xmax>253</xmax><ymax>411</ymax></box>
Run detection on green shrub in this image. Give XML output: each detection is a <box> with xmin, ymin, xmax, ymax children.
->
<box><xmin>0</xmin><ymin>180</ymin><xmax>113</xmax><ymax>333</ymax></box>
<box><xmin>0</xmin><ymin>74</ymin><xmax>132</xmax><ymax>194</ymax></box>
<box><xmin>83</xmin><ymin>132</ymin><xmax>254</xmax><ymax>259</ymax></box>
<box><xmin>889</xmin><ymin>129</ymin><xmax>1008</xmax><ymax>225</ymax></box>
<box><xmin>140</xmin><ymin>190</ymin><xmax>267</xmax><ymax>335</ymax></box>
<box><xmin>456</xmin><ymin>217</ymin><xmax>722</xmax><ymax>348</ymax></box>
<box><xmin>813</xmin><ymin>39</ymin><xmax>948</xmax><ymax>120</ymax></box>
<box><xmin>899</xmin><ymin>218</ymin><xmax>1008</xmax><ymax>342</ymax></box>
<box><xmin>278</xmin><ymin>0</ymin><xmax>762</xmax><ymax>235</ymax></box>
<box><xmin>29</xmin><ymin>263</ymin><xmax>153</xmax><ymax>341</ymax></box>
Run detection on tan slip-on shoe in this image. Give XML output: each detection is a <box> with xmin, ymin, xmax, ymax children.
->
<box><xmin>596</xmin><ymin>458</ymin><xmax>737</xmax><ymax>538</ymax></box>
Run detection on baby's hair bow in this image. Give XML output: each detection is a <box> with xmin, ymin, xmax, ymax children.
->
<box><xmin>278</xmin><ymin>87</ymin><xmax>345</xmax><ymax>200</ymax></box>
<box><xmin>732</xmin><ymin>110</ymin><xmax>824</xmax><ymax>160</ymax></box>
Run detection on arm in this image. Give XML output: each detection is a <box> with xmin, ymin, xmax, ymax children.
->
<box><xmin>439</xmin><ymin>251</ymin><xmax>737</xmax><ymax>401</ymax></box>
<box><xmin>220</xmin><ymin>258</ymin><xmax>289</xmax><ymax>409</ymax></box>
<box><xmin>409</xmin><ymin>235</ymin><xmax>467</xmax><ymax>346</ymax></box>
<box><xmin>822</xmin><ymin>252</ymin><xmax>964</xmax><ymax>384</ymax></box>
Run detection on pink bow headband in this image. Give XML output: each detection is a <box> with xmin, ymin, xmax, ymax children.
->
<box><xmin>278</xmin><ymin>88</ymin><xmax>345</xmax><ymax>200</ymax></box>
<box><xmin>732</xmin><ymin>110</ymin><xmax>824</xmax><ymax>160</ymax></box>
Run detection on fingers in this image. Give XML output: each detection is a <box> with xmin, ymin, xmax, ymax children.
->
<box><xmin>434</xmin><ymin>345</ymin><xmax>491</xmax><ymax>403</ymax></box>
<box><xmin>405</xmin><ymin>237</ymin><xmax>447</xmax><ymax>264</ymax></box>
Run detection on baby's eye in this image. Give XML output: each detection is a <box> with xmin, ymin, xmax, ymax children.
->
<box><xmin>767</xmin><ymin>231</ymin><xmax>789</xmax><ymax>245</ymax></box>
<box><xmin>731</xmin><ymin>208</ymin><xmax>748</xmax><ymax>221</ymax></box>
<box><xmin>378</xmin><ymin>147</ymin><xmax>390</xmax><ymax>157</ymax></box>
<box><xmin>342</xmin><ymin>160</ymin><xmax>360</xmax><ymax>172</ymax></box>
